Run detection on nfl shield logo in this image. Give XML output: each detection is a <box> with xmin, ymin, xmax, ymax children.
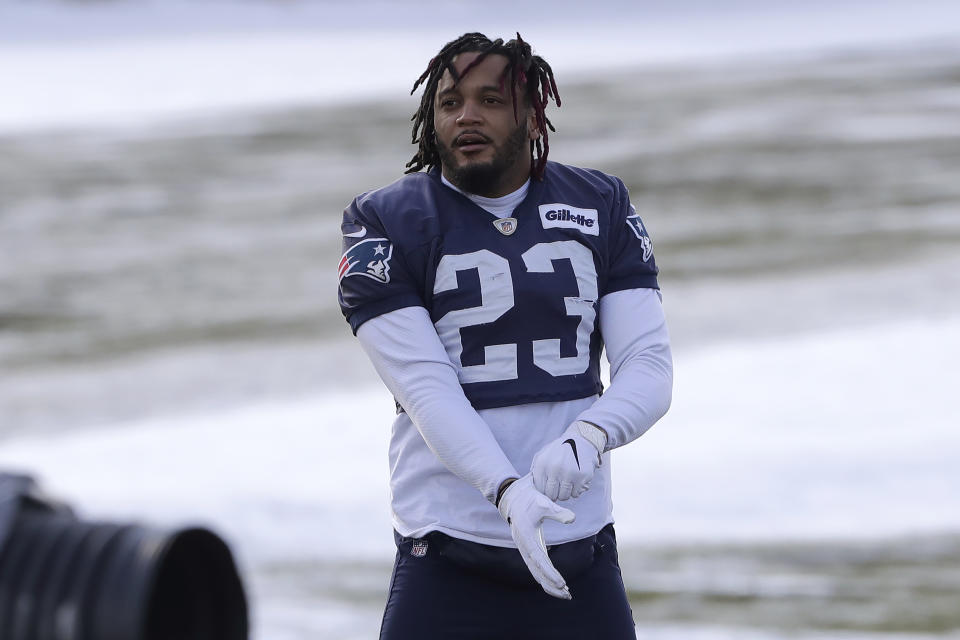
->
<box><xmin>492</xmin><ymin>217</ymin><xmax>517</xmax><ymax>236</ymax></box>
<box><xmin>411</xmin><ymin>540</ymin><xmax>429</xmax><ymax>558</ymax></box>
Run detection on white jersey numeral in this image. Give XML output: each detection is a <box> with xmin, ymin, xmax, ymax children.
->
<box><xmin>522</xmin><ymin>241</ymin><xmax>597</xmax><ymax>376</ymax></box>
<box><xmin>433</xmin><ymin>242</ymin><xmax>598</xmax><ymax>383</ymax></box>
<box><xmin>434</xmin><ymin>250</ymin><xmax>518</xmax><ymax>383</ymax></box>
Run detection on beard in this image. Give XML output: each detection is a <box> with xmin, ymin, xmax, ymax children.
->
<box><xmin>436</xmin><ymin>123</ymin><xmax>530</xmax><ymax>196</ymax></box>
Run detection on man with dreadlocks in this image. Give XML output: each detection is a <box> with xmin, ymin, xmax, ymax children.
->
<box><xmin>338</xmin><ymin>32</ymin><xmax>672</xmax><ymax>638</ymax></box>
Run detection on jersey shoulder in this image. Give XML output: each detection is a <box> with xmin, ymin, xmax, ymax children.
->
<box><xmin>356</xmin><ymin>170</ymin><xmax>437</xmax><ymax>210</ymax></box>
<box><xmin>348</xmin><ymin>171</ymin><xmax>447</xmax><ymax>245</ymax></box>
<box><xmin>543</xmin><ymin>162</ymin><xmax>628</xmax><ymax>201</ymax></box>
<box><xmin>541</xmin><ymin>161</ymin><xmax>631</xmax><ymax>223</ymax></box>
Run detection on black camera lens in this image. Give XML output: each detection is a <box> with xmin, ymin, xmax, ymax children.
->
<box><xmin>0</xmin><ymin>476</ymin><xmax>248</xmax><ymax>640</ymax></box>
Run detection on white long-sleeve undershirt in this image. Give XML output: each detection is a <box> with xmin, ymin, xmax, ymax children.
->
<box><xmin>356</xmin><ymin>306</ymin><xmax>519</xmax><ymax>504</ymax></box>
<box><xmin>578</xmin><ymin>287</ymin><xmax>673</xmax><ymax>449</ymax></box>
<box><xmin>355</xmin><ymin>287</ymin><xmax>672</xmax><ymax>506</ymax></box>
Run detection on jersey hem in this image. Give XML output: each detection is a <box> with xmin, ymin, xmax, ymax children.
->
<box><xmin>464</xmin><ymin>386</ymin><xmax>602</xmax><ymax>411</ymax></box>
<box><xmin>347</xmin><ymin>296</ymin><xmax>424</xmax><ymax>334</ymax></box>
<box><xmin>393</xmin><ymin>519</ymin><xmax>616</xmax><ymax>548</ymax></box>
<box><xmin>605</xmin><ymin>274</ymin><xmax>660</xmax><ymax>295</ymax></box>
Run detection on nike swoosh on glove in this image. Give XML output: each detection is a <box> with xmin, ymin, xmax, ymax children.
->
<box><xmin>497</xmin><ymin>475</ymin><xmax>575</xmax><ymax>599</ymax></box>
<box><xmin>531</xmin><ymin>420</ymin><xmax>607</xmax><ymax>502</ymax></box>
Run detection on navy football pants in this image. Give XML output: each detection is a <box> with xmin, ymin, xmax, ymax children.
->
<box><xmin>379</xmin><ymin>524</ymin><xmax>637</xmax><ymax>639</ymax></box>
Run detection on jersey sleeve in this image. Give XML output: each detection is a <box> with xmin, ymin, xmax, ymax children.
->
<box><xmin>604</xmin><ymin>178</ymin><xmax>660</xmax><ymax>295</ymax></box>
<box><xmin>337</xmin><ymin>195</ymin><xmax>425</xmax><ymax>334</ymax></box>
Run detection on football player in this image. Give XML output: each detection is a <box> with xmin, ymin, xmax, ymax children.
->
<box><xmin>338</xmin><ymin>32</ymin><xmax>673</xmax><ymax>639</ymax></box>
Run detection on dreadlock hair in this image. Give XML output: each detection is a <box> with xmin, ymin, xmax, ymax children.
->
<box><xmin>405</xmin><ymin>32</ymin><xmax>561</xmax><ymax>181</ymax></box>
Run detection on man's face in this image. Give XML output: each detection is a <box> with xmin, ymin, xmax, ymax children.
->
<box><xmin>433</xmin><ymin>52</ymin><xmax>539</xmax><ymax>197</ymax></box>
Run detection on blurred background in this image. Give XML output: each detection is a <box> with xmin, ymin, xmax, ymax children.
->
<box><xmin>2</xmin><ymin>0</ymin><xmax>960</xmax><ymax>638</ymax></box>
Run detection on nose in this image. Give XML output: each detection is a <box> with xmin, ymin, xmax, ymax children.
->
<box><xmin>456</xmin><ymin>99</ymin><xmax>483</xmax><ymax>125</ymax></box>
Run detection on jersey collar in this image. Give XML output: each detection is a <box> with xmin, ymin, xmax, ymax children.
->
<box><xmin>429</xmin><ymin>165</ymin><xmax>548</xmax><ymax>222</ymax></box>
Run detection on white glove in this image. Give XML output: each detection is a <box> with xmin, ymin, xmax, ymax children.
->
<box><xmin>497</xmin><ymin>474</ymin><xmax>575</xmax><ymax>599</ymax></box>
<box><xmin>531</xmin><ymin>420</ymin><xmax>607</xmax><ymax>502</ymax></box>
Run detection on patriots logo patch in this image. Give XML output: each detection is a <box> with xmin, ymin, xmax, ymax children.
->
<box><xmin>338</xmin><ymin>237</ymin><xmax>393</xmax><ymax>283</ymax></box>
<box><xmin>626</xmin><ymin>211</ymin><xmax>654</xmax><ymax>263</ymax></box>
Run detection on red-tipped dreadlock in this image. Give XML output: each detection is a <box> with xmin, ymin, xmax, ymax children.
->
<box><xmin>405</xmin><ymin>32</ymin><xmax>561</xmax><ymax>181</ymax></box>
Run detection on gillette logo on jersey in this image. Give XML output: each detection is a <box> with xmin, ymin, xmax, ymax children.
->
<box><xmin>338</xmin><ymin>238</ymin><xmax>394</xmax><ymax>283</ymax></box>
<box><xmin>539</xmin><ymin>204</ymin><xmax>599</xmax><ymax>236</ymax></box>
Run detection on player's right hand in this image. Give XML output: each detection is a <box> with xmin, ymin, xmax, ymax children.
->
<box><xmin>531</xmin><ymin>420</ymin><xmax>606</xmax><ymax>502</ymax></box>
<box><xmin>496</xmin><ymin>474</ymin><xmax>575</xmax><ymax>599</ymax></box>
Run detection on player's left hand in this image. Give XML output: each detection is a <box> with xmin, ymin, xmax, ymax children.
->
<box><xmin>497</xmin><ymin>474</ymin><xmax>575</xmax><ymax>599</ymax></box>
<box><xmin>531</xmin><ymin>420</ymin><xmax>607</xmax><ymax>502</ymax></box>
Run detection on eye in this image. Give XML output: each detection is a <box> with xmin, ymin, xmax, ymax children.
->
<box><xmin>440</xmin><ymin>98</ymin><xmax>459</xmax><ymax>108</ymax></box>
<box><xmin>483</xmin><ymin>96</ymin><xmax>503</xmax><ymax>105</ymax></box>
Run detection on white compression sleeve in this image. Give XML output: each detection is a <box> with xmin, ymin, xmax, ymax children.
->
<box><xmin>356</xmin><ymin>306</ymin><xmax>519</xmax><ymax>503</ymax></box>
<box><xmin>577</xmin><ymin>288</ymin><xmax>673</xmax><ymax>450</ymax></box>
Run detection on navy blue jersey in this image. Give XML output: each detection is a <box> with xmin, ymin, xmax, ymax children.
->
<box><xmin>338</xmin><ymin>162</ymin><xmax>659</xmax><ymax>410</ymax></box>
